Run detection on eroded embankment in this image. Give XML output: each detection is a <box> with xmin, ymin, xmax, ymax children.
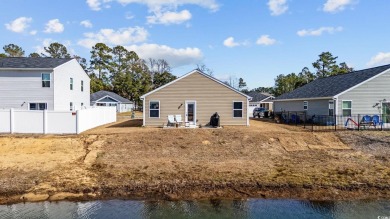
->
<box><xmin>1</xmin><ymin>121</ymin><xmax>390</xmax><ymax>204</ymax></box>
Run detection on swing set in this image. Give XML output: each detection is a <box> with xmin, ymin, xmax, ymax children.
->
<box><xmin>344</xmin><ymin>117</ymin><xmax>359</xmax><ymax>129</ymax></box>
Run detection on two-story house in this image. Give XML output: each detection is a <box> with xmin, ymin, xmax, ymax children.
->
<box><xmin>0</xmin><ymin>57</ymin><xmax>90</xmax><ymax>111</ymax></box>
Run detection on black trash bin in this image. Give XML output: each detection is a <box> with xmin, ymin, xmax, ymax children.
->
<box><xmin>209</xmin><ymin>112</ymin><xmax>220</xmax><ymax>127</ymax></box>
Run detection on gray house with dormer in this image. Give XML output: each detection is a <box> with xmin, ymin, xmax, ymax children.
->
<box><xmin>90</xmin><ymin>90</ymin><xmax>133</xmax><ymax>112</ymax></box>
<box><xmin>273</xmin><ymin>64</ymin><xmax>390</xmax><ymax>117</ymax></box>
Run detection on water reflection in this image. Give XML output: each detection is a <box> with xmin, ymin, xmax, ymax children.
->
<box><xmin>0</xmin><ymin>199</ymin><xmax>389</xmax><ymax>219</ymax></box>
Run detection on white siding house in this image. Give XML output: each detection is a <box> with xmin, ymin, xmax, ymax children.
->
<box><xmin>0</xmin><ymin>57</ymin><xmax>90</xmax><ymax>111</ymax></box>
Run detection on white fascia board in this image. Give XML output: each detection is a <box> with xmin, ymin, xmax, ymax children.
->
<box><xmin>95</xmin><ymin>95</ymin><xmax>120</xmax><ymax>103</ymax></box>
<box><xmin>259</xmin><ymin>96</ymin><xmax>274</xmax><ymax>102</ymax></box>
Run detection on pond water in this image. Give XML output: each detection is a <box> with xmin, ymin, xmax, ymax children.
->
<box><xmin>1</xmin><ymin>199</ymin><xmax>389</xmax><ymax>219</ymax></box>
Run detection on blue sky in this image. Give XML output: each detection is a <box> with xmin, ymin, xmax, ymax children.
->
<box><xmin>1</xmin><ymin>0</ymin><xmax>390</xmax><ymax>89</ymax></box>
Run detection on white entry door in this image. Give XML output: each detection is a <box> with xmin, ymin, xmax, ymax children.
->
<box><xmin>185</xmin><ymin>101</ymin><xmax>196</xmax><ymax>126</ymax></box>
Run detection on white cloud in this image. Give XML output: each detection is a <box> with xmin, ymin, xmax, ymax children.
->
<box><xmin>323</xmin><ymin>0</ymin><xmax>355</xmax><ymax>13</ymax></box>
<box><xmin>256</xmin><ymin>35</ymin><xmax>277</xmax><ymax>46</ymax></box>
<box><xmin>86</xmin><ymin>0</ymin><xmax>218</xmax><ymax>25</ymax></box>
<box><xmin>223</xmin><ymin>37</ymin><xmax>240</xmax><ymax>48</ymax></box>
<box><xmin>367</xmin><ymin>52</ymin><xmax>390</xmax><ymax>67</ymax></box>
<box><xmin>5</xmin><ymin>17</ymin><xmax>32</xmax><ymax>33</ymax></box>
<box><xmin>44</xmin><ymin>19</ymin><xmax>64</xmax><ymax>33</ymax></box>
<box><xmin>78</xmin><ymin>27</ymin><xmax>148</xmax><ymax>48</ymax></box>
<box><xmin>80</xmin><ymin>20</ymin><xmax>93</xmax><ymax>28</ymax></box>
<box><xmin>86</xmin><ymin>0</ymin><xmax>219</xmax><ymax>11</ymax></box>
<box><xmin>268</xmin><ymin>0</ymin><xmax>288</xmax><ymax>16</ymax></box>
<box><xmin>297</xmin><ymin>26</ymin><xmax>343</xmax><ymax>37</ymax></box>
<box><xmin>147</xmin><ymin>10</ymin><xmax>191</xmax><ymax>25</ymax></box>
<box><xmin>86</xmin><ymin>0</ymin><xmax>103</xmax><ymax>11</ymax></box>
<box><xmin>119</xmin><ymin>0</ymin><xmax>218</xmax><ymax>11</ymax></box>
<box><xmin>126</xmin><ymin>43</ymin><xmax>203</xmax><ymax>68</ymax></box>
<box><xmin>29</xmin><ymin>30</ymin><xmax>37</xmax><ymax>35</ymax></box>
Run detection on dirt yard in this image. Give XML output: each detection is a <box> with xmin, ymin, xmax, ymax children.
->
<box><xmin>1</xmin><ymin>117</ymin><xmax>390</xmax><ymax>204</ymax></box>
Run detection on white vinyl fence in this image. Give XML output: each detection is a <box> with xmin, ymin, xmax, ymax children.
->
<box><xmin>0</xmin><ymin>107</ymin><xmax>116</xmax><ymax>134</ymax></box>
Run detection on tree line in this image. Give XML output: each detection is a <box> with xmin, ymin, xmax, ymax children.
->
<box><xmin>247</xmin><ymin>52</ymin><xmax>353</xmax><ymax>96</ymax></box>
<box><xmin>0</xmin><ymin>43</ymin><xmax>177</xmax><ymax>106</ymax></box>
<box><xmin>1</xmin><ymin>43</ymin><xmax>353</xmax><ymax>102</ymax></box>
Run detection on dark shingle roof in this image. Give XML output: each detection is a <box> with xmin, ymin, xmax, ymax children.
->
<box><xmin>91</xmin><ymin>91</ymin><xmax>132</xmax><ymax>103</ymax></box>
<box><xmin>275</xmin><ymin>64</ymin><xmax>390</xmax><ymax>100</ymax></box>
<box><xmin>0</xmin><ymin>57</ymin><xmax>73</xmax><ymax>69</ymax></box>
<box><xmin>247</xmin><ymin>91</ymin><xmax>273</xmax><ymax>102</ymax></box>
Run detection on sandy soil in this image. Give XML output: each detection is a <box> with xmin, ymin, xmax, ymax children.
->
<box><xmin>1</xmin><ymin>118</ymin><xmax>389</xmax><ymax>204</ymax></box>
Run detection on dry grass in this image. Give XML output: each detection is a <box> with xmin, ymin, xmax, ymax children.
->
<box><xmin>1</xmin><ymin>119</ymin><xmax>390</xmax><ymax>203</ymax></box>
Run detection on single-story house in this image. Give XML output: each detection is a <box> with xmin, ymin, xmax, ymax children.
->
<box><xmin>90</xmin><ymin>90</ymin><xmax>133</xmax><ymax>112</ymax></box>
<box><xmin>247</xmin><ymin>91</ymin><xmax>274</xmax><ymax>116</ymax></box>
<box><xmin>273</xmin><ymin>64</ymin><xmax>390</xmax><ymax>117</ymax></box>
<box><xmin>0</xmin><ymin>57</ymin><xmax>90</xmax><ymax>111</ymax></box>
<box><xmin>140</xmin><ymin>69</ymin><xmax>252</xmax><ymax>127</ymax></box>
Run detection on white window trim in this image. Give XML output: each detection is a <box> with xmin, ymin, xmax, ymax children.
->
<box><xmin>328</xmin><ymin>100</ymin><xmax>335</xmax><ymax>116</ymax></box>
<box><xmin>303</xmin><ymin>101</ymin><xmax>308</xmax><ymax>111</ymax></box>
<box><xmin>233</xmin><ymin>101</ymin><xmax>244</xmax><ymax>118</ymax></box>
<box><xmin>342</xmin><ymin>100</ymin><xmax>352</xmax><ymax>116</ymax></box>
<box><xmin>149</xmin><ymin>100</ymin><xmax>160</xmax><ymax>118</ymax></box>
<box><xmin>41</xmin><ymin>73</ymin><xmax>51</xmax><ymax>88</ymax></box>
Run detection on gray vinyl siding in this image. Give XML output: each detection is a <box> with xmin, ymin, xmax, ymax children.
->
<box><xmin>274</xmin><ymin>99</ymin><xmax>330</xmax><ymax>116</ymax></box>
<box><xmin>144</xmin><ymin>72</ymin><xmax>248</xmax><ymax>127</ymax></box>
<box><xmin>0</xmin><ymin>70</ymin><xmax>54</xmax><ymax>110</ymax></box>
<box><xmin>337</xmin><ymin>70</ymin><xmax>390</xmax><ymax>115</ymax></box>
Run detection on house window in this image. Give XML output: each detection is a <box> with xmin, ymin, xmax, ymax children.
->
<box><xmin>70</xmin><ymin>78</ymin><xmax>73</xmax><ymax>90</ymax></box>
<box><xmin>233</xmin><ymin>101</ymin><xmax>243</xmax><ymax>118</ymax></box>
<box><xmin>29</xmin><ymin>103</ymin><xmax>47</xmax><ymax>110</ymax></box>
<box><xmin>81</xmin><ymin>80</ymin><xmax>84</xmax><ymax>92</ymax></box>
<box><xmin>303</xmin><ymin>101</ymin><xmax>308</xmax><ymax>110</ymax></box>
<box><xmin>70</xmin><ymin>102</ymin><xmax>73</xmax><ymax>111</ymax></box>
<box><xmin>149</xmin><ymin>101</ymin><xmax>160</xmax><ymax>118</ymax></box>
<box><xmin>42</xmin><ymin>73</ymin><xmax>50</xmax><ymax>87</ymax></box>
<box><xmin>342</xmin><ymin>101</ymin><xmax>352</xmax><ymax>116</ymax></box>
<box><xmin>328</xmin><ymin>100</ymin><xmax>334</xmax><ymax>116</ymax></box>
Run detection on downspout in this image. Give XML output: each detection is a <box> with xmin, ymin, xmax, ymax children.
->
<box><xmin>142</xmin><ymin>97</ymin><xmax>146</xmax><ymax>127</ymax></box>
<box><xmin>247</xmin><ymin>98</ymin><xmax>251</xmax><ymax>126</ymax></box>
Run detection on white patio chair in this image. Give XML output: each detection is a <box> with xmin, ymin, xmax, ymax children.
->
<box><xmin>175</xmin><ymin>115</ymin><xmax>183</xmax><ymax>127</ymax></box>
<box><xmin>167</xmin><ymin>115</ymin><xmax>176</xmax><ymax>127</ymax></box>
